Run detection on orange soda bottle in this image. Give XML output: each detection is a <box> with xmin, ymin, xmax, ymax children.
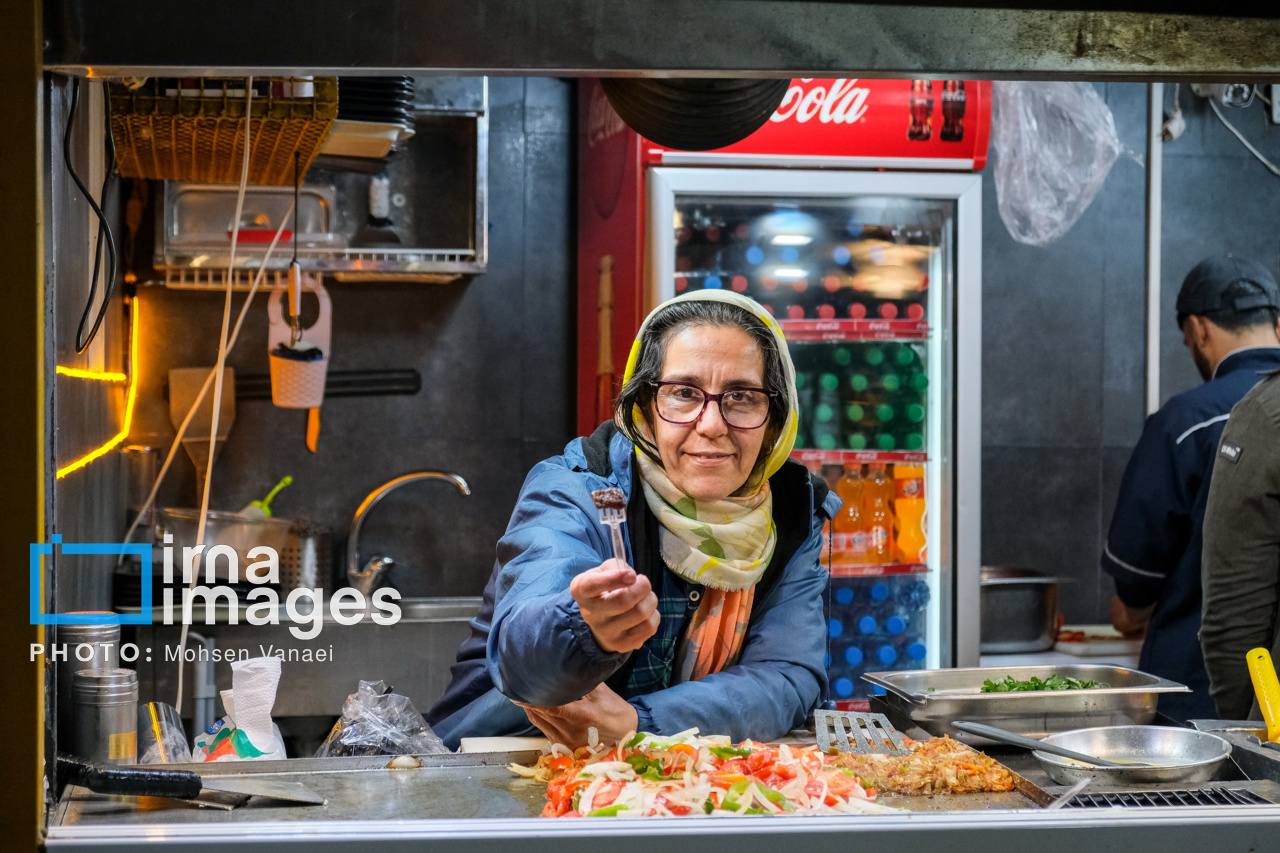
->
<box><xmin>833</xmin><ymin>465</ymin><xmax>867</xmax><ymax>563</ymax></box>
<box><xmin>862</xmin><ymin>463</ymin><xmax>896</xmax><ymax>564</ymax></box>
<box><xmin>894</xmin><ymin>465</ymin><xmax>927</xmax><ymax>563</ymax></box>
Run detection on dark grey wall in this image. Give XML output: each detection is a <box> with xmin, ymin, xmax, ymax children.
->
<box><xmin>980</xmin><ymin>82</ymin><xmax>1280</xmax><ymax>623</ymax></box>
<box><xmin>129</xmin><ymin>77</ymin><xmax>576</xmax><ymax>599</ymax></box>
<box><xmin>49</xmin><ymin>75</ymin><xmax>129</xmax><ymax>614</ymax></box>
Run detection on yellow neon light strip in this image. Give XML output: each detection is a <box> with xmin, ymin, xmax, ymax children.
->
<box><xmin>55</xmin><ymin>365</ymin><xmax>126</xmax><ymax>382</ymax></box>
<box><xmin>56</xmin><ymin>297</ymin><xmax>140</xmax><ymax>479</ymax></box>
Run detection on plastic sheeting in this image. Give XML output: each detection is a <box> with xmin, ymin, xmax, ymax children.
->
<box><xmin>991</xmin><ymin>82</ymin><xmax>1132</xmax><ymax>247</ymax></box>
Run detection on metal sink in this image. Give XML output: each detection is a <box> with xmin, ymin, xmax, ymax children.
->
<box><xmin>130</xmin><ymin>596</ymin><xmax>482</xmax><ymax>720</ymax></box>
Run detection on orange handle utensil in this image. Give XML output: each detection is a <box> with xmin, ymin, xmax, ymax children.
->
<box><xmin>1246</xmin><ymin>647</ymin><xmax>1280</xmax><ymax>742</ymax></box>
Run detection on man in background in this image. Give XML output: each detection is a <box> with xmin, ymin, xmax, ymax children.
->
<box><xmin>1103</xmin><ymin>255</ymin><xmax>1280</xmax><ymax>721</ymax></box>
<box><xmin>1201</xmin><ymin>370</ymin><xmax>1280</xmax><ymax>720</ymax></box>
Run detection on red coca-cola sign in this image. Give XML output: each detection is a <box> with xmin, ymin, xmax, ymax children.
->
<box><xmin>644</xmin><ymin>78</ymin><xmax>990</xmax><ymax>170</ymax></box>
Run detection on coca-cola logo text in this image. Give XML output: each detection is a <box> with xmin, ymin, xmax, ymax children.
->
<box><xmin>771</xmin><ymin>79</ymin><xmax>870</xmax><ymax>125</ymax></box>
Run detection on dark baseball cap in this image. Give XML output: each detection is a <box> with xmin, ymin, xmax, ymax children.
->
<box><xmin>1176</xmin><ymin>255</ymin><xmax>1280</xmax><ymax>316</ymax></box>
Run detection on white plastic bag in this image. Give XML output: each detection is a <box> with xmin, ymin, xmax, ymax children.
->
<box><xmin>191</xmin><ymin>657</ymin><xmax>288</xmax><ymax>761</ymax></box>
<box><xmin>991</xmin><ymin>82</ymin><xmax>1130</xmax><ymax>247</ymax></box>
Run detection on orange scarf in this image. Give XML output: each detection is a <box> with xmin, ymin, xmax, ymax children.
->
<box><xmin>676</xmin><ymin>587</ymin><xmax>755</xmax><ymax>682</ymax></box>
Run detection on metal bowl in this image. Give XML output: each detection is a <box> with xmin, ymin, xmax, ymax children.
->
<box><xmin>1033</xmin><ymin>725</ymin><xmax>1233</xmax><ymax>785</ymax></box>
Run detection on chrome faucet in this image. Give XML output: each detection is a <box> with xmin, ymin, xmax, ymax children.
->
<box><xmin>345</xmin><ymin>472</ymin><xmax>471</xmax><ymax>595</ymax></box>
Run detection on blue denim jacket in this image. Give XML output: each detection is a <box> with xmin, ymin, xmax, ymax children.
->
<box><xmin>426</xmin><ymin>430</ymin><xmax>838</xmax><ymax>750</ymax></box>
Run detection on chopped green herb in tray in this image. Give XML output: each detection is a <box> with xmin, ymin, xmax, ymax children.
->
<box><xmin>980</xmin><ymin>675</ymin><xmax>1105</xmax><ymax>693</ymax></box>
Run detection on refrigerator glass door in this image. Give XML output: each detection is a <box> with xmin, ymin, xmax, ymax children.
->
<box><xmin>647</xmin><ymin>168</ymin><xmax>981</xmax><ymax>690</ymax></box>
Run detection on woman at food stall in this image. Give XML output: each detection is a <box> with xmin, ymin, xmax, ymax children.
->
<box><xmin>427</xmin><ymin>290</ymin><xmax>839</xmax><ymax>750</ymax></box>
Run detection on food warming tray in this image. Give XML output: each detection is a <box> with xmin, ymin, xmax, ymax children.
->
<box><xmin>863</xmin><ymin>665</ymin><xmax>1189</xmax><ymax>742</ymax></box>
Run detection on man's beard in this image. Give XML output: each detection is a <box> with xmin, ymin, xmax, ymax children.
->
<box><xmin>1191</xmin><ymin>345</ymin><xmax>1212</xmax><ymax>381</ymax></box>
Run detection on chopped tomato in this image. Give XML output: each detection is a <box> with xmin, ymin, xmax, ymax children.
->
<box><xmin>745</xmin><ymin>747</ymin><xmax>777</xmax><ymax>773</ymax></box>
<box><xmin>653</xmin><ymin>794</ymin><xmax>692</xmax><ymax>816</ymax></box>
<box><xmin>718</xmin><ymin>758</ymin><xmax>748</xmax><ymax>774</ymax></box>
<box><xmin>589</xmin><ymin>780</ymin><xmax>626</xmax><ymax>811</ymax></box>
<box><xmin>825</xmin><ymin>770</ymin><xmax>860</xmax><ymax>801</ymax></box>
<box><xmin>548</xmin><ymin>756</ymin><xmax>574</xmax><ymax>772</ymax></box>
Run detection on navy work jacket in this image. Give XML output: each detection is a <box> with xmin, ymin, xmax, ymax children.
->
<box><xmin>1103</xmin><ymin>347</ymin><xmax>1280</xmax><ymax>721</ymax></box>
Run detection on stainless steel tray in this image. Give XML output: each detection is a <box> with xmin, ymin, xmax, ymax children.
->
<box><xmin>863</xmin><ymin>665</ymin><xmax>1189</xmax><ymax>743</ymax></box>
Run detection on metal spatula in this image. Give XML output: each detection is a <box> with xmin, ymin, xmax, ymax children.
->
<box><xmin>814</xmin><ymin>709</ymin><xmax>912</xmax><ymax>755</ymax></box>
<box><xmin>58</xmin><ymin>754</ymin><xmax>326</xmax><ymax>805</ymax></box>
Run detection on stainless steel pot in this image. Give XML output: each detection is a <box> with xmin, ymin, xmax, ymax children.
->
<box><xmin>980</xmin><ymin>566</ymin><xmax>1063</xmax><ymax>653</ymax></box>
<box><xmin>1033</xmin><ymin>725</ymin><xmax>1233</xmax><ymax>785</ymax></box>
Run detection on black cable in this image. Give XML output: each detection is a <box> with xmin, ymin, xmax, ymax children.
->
<box><xmin>64</xmin><ymin>77</ymin><xmax>120</xmax><ymax>353</ymax></box>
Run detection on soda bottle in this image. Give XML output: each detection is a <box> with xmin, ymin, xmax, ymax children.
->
<box><xmin>908</xmin><ymin>79</ymin><xmax>934</xmax><ymax>141</ymax></box>
<box><xmin>812</xmin><ymin>373</ymin><xmax>842</xmax><ymax>449</ymax></box>
<box><xmin>894</xmin><ymin>465</ymin><xmax>927</xmax><ymax>563</ymax></box>
<box><xmin>862</xmin><ymin>464</ymin><xmax>896</xmax><ymax>564</ymax></box>
<box><xmin>941</xmin><ymin>80</ymin><xmax>966</xmax><ymax>142</ymax></box>
<box><xmin>833</xmin><ymin>465</ymin><xmax>868</xmax><ymax>564</ymax></box>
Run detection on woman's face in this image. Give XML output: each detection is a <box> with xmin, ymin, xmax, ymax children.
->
<box><xmin>651</xmin><ymin>324</ymin><xmax>769</xmax><ymax>501</ymax></box>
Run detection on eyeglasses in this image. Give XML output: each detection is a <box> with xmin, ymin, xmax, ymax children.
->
<box><xmin>650</xmin><ymin>381</ymin><xmax>776</xmax><ymax>429</ymax></box>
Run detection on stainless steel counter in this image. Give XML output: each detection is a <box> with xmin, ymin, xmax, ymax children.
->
<box><xmin>47</xmin><ymin>744</ymin><xmax>1280</xmax><ymax>853</ymax></box>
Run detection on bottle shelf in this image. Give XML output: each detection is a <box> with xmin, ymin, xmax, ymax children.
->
<box><xmin>781</xmin><ymin>319</ymin><xmax>929</xmax><ymax>341</ymax></box>
<box><xmin>793</xmin><ymin>449</ymin><xmax>928</xmax><ymax>465</ymax></box>
<box><xmin>827</xmin><ymin>561</ymin><xmax>928</xmax><ymax>577</ymax></box>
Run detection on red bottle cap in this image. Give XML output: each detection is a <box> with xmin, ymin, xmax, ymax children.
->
<box><xmin>675</xmin><ymin>276</ymin><xmax>687</xmax><ymax>292</ymax></box>
<box><xmin>761</xmin><ymin>276</ymin><xmax>780</xmax><ymax>291</ymax></box>
<box><xmin>817</xmin><ymin>304</ymin><xmax>836</xmax><ymax>320</ymax></box>
<box><xmin>790</xmin><ymin>278</ymin><xmax>809</xmax><ymax>292</ymax></box>
<box><xmin>848</xmin><ymin>302</ymin><xmax>867</xmax><ymax>319</ymax></box>
<box><xmin>907</xmin><ymin>303</ymin><xmax>925</xmax><ymax>320</ymax></box>
<box><xmin>731</xmin><ymin>275</ymin><xmax>749</xmax><ymax>293</ymax></box>
<box><xmin>787</xmin><ymin>305</ymin><xmax>805</xmax><ymax>319</ymax></box>
<box><xmin>879</xmin><ymin>302</ymin><xmax>899</xmax><ymax>320</ymax></box>
<box><xmin>823</xmin><ymin>275</ymin><xmax>841</xmax><ymax>292</ymax></box>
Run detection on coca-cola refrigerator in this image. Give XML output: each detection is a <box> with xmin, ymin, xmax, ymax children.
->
<box><xmin>579</xmin><ymin>78</ymin><xmax>988</xmax><ymax>705</ymax></box>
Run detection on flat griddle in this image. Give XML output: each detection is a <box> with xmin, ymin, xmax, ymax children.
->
<box><xmin>54</xmin><ymin>745</ymin><xmax>1058</xmax><ymax>829</ymax></box>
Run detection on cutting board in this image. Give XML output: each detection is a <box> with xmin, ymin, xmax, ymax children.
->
<box><xmin>1053</xmin><ymin>624</ymin><xmax>1144</xmax><ymax>657</ymax></box>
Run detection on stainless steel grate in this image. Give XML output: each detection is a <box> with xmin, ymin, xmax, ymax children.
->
<box><xmin>1069</xmin><ymin>788</ymin><xmax>1270</xmax><ymax>808</ymax></box>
